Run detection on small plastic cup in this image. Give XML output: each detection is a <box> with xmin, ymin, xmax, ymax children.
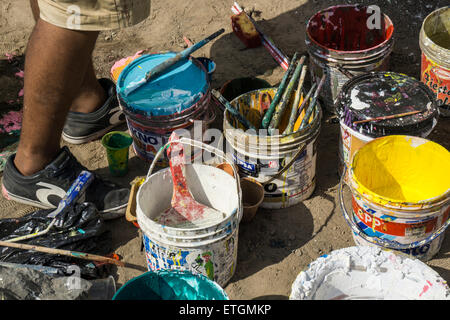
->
<box><xmin>240</xmin><ymin>177</ymin><xmax>265</xmax><ymax>223</ymax></box>
<box><xmin>101</xmin><ymin>131</ymin><xmax>133</xmax><ymax>177</ymax></box>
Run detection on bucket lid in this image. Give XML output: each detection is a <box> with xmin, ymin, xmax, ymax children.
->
<box><xmin>117</xmin><ymin>53</ymin><xmax>209</xmax><ymax>117</ymax></box>
<box><xmin>336</xmin><ymin>72</ymin><xmax>439</xmax><ymax>138</ymax></box>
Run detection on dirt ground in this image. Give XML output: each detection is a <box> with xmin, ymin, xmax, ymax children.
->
<box><xmin>1</xmin><ymin>0</ymin><xmax>449</xmax><ymax>300</ymax></box>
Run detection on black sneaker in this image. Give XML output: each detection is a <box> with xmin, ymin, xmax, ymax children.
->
<box><xmin>1</xmin><ymin>146</ymin><xmax>129</xmax><ymax>220</ymax></box>
<box><xmin>62</xmin><ymin>78</ymin><xmax>126</xmax><ymax>144</ymax></box>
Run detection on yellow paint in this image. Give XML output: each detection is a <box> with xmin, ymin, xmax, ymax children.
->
<box><xmin>351</xmin><ymin>136</ymin><xmax>450</xmax><ymax>204</ymax></box>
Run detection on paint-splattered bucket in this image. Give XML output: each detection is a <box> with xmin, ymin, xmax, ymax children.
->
<box><xmin>339</xmin><ymin>135</ymin><xmax>450</xmax><ymax>261</ymax></box>
<box><xmin>116</xmin><ymin>53</ymin><xmax>215</xmax><ymax>165</ymax></box>
<box><xmin>112</xmin><ymin>270</ymin><xmax>228</xmax><ymax>300</ymax></box>
<box><xmin>290</xmin><ymin>246</ymin><xmax>450</xmax><ymax>300</ymax></box>
<box><xmin>306</xmin><ymin>4</ymin><xmax>395</xmax><ymax>112</ymax></box>
<box><xmin>136</xmin><ymin>138</ymin><xmax>242</xmax><ymax>287</ymax></box>
<box><xmin>223</xmin><ymin>88</ymin><xmax>322</xmax><ymax>209</ymax></box>
<box><xmin>420</xmin><ymin>6</ymin><xmax>450</xmax><ymax>117</ymax></box>
<box><xmin>336</xmin><ymin>72</ymin><xmax>439</xmax><ymax>180</ymax></box>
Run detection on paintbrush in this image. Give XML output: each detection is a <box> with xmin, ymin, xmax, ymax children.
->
<box><xmin>0</xmin><ymin>240</ymin><xmax>125</xmax><ymax>267</ymax></box>
<box><xmin>122</xmin><ymin>28</ymin><xmax>225</xmax><ymax>96</ymax></box>
<box><xmin>299</xmin><ymin>74</ymin><xmax>326</xmax><ymax>130</ymax></box>
<box><xmin>284</xmin><ymin>64</ymin><xmax>308</xmax><ymax>135</ymax></box>
<box><xmin>212</xmin><ymin>89</ymin><xmax>256</xmax><ymax>131</ymax></box>
<box><xmin>268</xmin><ymin>55</ymin><xmax>307</xmax><ymax>135</ymax></box>
<box><xmin>261</xmin><ymin>52</ymin><xmax>300</xmax><ymax>129</ymax></box>
<box><xmin>352</xmin><ymin>110</ymin><xmax>423</xmax><ymax>125</ymax></box>
<box><xmin>293</xmin><ymin>83</ymin><xmax>317</xmax><ymax>132</ymax></box>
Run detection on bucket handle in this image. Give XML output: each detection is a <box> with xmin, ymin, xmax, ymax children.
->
<box><xmin>261</xmin><ymin>143</ymin><xmax>306</xmax><ymax>186</ymax></box>
<box><xmin>339</xmin><ymin>167</ymin><xmax>450</xmax><ymax>251</ymax></box>
<box><xmin>146</xmin><ymin>137</ymin><xmax>243</xmax><ymax>222</ymax></box>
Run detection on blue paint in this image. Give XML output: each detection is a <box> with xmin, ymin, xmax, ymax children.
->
<box><xmin>117</xmin><ymin>53</ymin><xmax>208</xmax><ymax>117</ymax></box>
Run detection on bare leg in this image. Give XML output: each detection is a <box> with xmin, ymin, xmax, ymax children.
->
<box><xmin>14</xmin><ymin>19</ymin><xmax>99</xmax><ymax>176</ymax></box>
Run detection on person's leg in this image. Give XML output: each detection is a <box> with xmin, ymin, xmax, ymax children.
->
<box><xmin>29</xmin><ymin>0</ymin><xmax>106</xmax><ymax>115</ymax></box>
<box><xmin>14</xmin><ymin>18</ymin><xmax>99</xmax><ymax>176</ymax></box>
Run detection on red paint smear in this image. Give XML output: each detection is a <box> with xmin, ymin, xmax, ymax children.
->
<box><xmin>419</xmin><ymin>280</ymin><xmax>433</xmax><ymax>297</ymax></box>
<box><xmin>307</xmin><ymin>5</ymin><xmax>394</xmax><ymax>52</ymax></box>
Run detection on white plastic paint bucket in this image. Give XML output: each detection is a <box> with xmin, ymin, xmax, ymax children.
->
<box><xmin>339</xmin><ymin>136</ymin><xmax>450</xmax><ymax>261</ymax></box>
<box><xmin>223</xmin><ymin>88</ymin><xmax>322</xmax><ymax>209</ymax></box>
<box><xmin>136</xmin><ymin>138</ymin><xmax>242</xmax><ymax>287</ymax></box>
<box><xmin>290</xmin><ymin>246</ymin><xmax>450</xmax><ymax>300</ymax></box>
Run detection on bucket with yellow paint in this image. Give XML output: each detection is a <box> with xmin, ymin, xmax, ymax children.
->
<box><xmin>339</xmin><ymin>135</ymin><xmax>450</xmax><ymax>261</ymax></box>
<box><xmin>223</xmin><ymin>88</ymin><xmax>322</xmax><ymax>209</ymax></box>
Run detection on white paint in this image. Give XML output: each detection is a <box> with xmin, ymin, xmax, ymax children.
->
<box><xmin>290</xmin><ymin>246</ymin><xmax>450</xmax><ymax>300</ymax></box>
<box><xmin>350</xmin><ymin>88</ymin><xmax>372</xmax><ymax>110</ymax></box>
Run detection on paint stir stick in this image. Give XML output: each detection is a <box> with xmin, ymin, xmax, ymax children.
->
<box><xmin>352</xmin><ymin>110</ymin><xmax>422</xmax><ymax>125</ymax></box>
<box><xmin>299</xmin><ymin>74</ymin><xmax>326</xmax><ymax>130</ymax></box>
<box><xmin>122</xmin><ymin>28</ymin><xmax>225</xmax><ymax>96</ymax></box>
<box><xmin>261</xmin><ymin>52</ymin><xmax>299</xmax><ymax>129</ymax></box>
<box><xmin>268</xmin><ymin>55</ymin><xmax>307</xmax><ymax>135</ymax></box>
<box><xmin>157</xmin><ymin>132</ymin><xmax>225</xmax><ymax>228</ymax></box>
<box><xmin>284</xmin><ymin>64</ymin><xmax>308</xmax><ymax>135</ymax></box>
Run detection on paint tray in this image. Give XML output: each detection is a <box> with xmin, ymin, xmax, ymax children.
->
<box><xmin>125</xmin><ymin>176</ymin><xmax>146</xmax><ymax>227</ymax></box>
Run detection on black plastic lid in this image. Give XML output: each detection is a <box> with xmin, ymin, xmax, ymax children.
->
<box><xmin>336</xmin><ymin>72</ymin><xmax>439</xmax><ymax>138</ymax></box>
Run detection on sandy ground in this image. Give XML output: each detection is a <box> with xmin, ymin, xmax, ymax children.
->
<box><xmin>1</xmin><ymin>0</ymin><xmax>449</xmax><ymax>300</ymax></box>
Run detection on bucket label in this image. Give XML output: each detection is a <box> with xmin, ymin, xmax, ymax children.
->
<box><xmin>352</xmin><ymin>197</ymin><xmax>442</xmax><ymax>238</ymax></box>
<box><xmin>142</xmin><ymin>233</ymin><xmax>237</xmax><ymax>286</ymax></box>
<box><xmin>421</xmin><ymin>53</ymin><xmax>450</xmax><ymax>106</ymax></box>
<box><xmin>127</xmin><ymin>118</ymin><xmax>164</xmax><ymax>160</ymax></box>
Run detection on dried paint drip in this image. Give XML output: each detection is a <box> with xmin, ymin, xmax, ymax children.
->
<box><xmin>290</xmin><ymin>246</ymin><xmax>450</xmax><ymax>300</ymax></box>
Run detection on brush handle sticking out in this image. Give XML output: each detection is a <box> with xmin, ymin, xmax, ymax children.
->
<box><xmin>261</xmin><ymin>52</ymin><xmax>299</xmax><ymax>129</ymax></box>
<box><xmin>212</xmin><ymin>90</ymin><xmax>256</xmax><ymax>131</ymax></box>
<box><xmin>299</xmin><ymin>74</ymin><xmax>326</xmax><ymax>130</ymax></box>
<box><xmin>293</xmin><ymin>83</ymin><xmax>317</xmax><ymax>132</ymax></box>
<box><xmin>283</xmin><ymin>64</ymin><xmax>308</xmax><ymax>135</ymax></box>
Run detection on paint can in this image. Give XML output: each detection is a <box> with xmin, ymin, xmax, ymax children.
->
<box><xmin>336</xmin><ymin>71</ymin><xmax>439</xmax><ymax>180</ymax></box>
<box><xmin>420</xmin><ymin>6</ymin><xmax>450</xmax><ymax>117</ymax></box>
<box><xmin>306</xmin><ymin>4</ymin><xmax>395</xmax><ymax>113</ymax></box>
<box><xmin>223</xmin><ymin>88</ymin><xmax>322</xmax><ymax>209</ymax></box>
<box><xmin>116</xmin><ymin>53</ymin><xmax>215</xmax><ymax>165</ymax></box>
<box><xmin>290</xmin><ymin>246</ymin><xmax>450</xmax><ymax>300</ymax></box>
<box><xmin>113</xmin><ymin>270</ymin><xmax>228</xmax><ymax>300</ymax></box>
<box><xmin>339</xmin><ymin>135</ymin><xmax>450</xmax><ymax>261</ymax></box>
<box><xmin>136</xmin><ymin>138</ymin><xmax>242</xmax><ymax>287</ymax></box>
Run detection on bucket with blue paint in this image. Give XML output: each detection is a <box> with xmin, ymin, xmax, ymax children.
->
<box><xmin>116</xmin><ymin>53</ymin><xmax>215</xmax><ymax>165</ymax></box>
<box><xmin>136</xmin><ymin>138</ymin><xmax>242</xmax><ymax>287</ymax></box>
<box><xmin>112</xmin><ymin>270</ymin><xmax>228</xmax><ymax>300</ymax></box>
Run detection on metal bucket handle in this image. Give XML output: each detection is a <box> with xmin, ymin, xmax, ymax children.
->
<box><xmin>339</xmin><ymin>167</ymin><xmax>450</xmax><ymax>250</ymax></box>
<box><xmin>147</xmin><ymin>137</ymin><xmax>243</xmax><ymax>222</ymax></box>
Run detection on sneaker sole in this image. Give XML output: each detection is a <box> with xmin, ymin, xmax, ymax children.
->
<box><xmin>2</xmin><ymin>184</ymin><xmax>54</xmax><ymax>210</ymax></box>
<box><xmin>62</xmin><ymin>121</ymin><xmax>126</xmax><ymax>145</ymax></box>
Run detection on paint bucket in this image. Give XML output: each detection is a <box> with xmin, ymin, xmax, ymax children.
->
<box><xmin>196</xmin><ymin>57</ymin><xmax>216</xmax><ymax>82</ymax></box>
<box><xmin>339</xmin><ymin>135</ymin><xmax>450</xmax><ymax>261</ymax></box>
<box><xmin>136</xmin><ymin>138</ymin><xmax>242</xmax><ymax>287</ymax></box>
<box><xmin>336</xmin><ymin>71</ymin><xmax>439</xmax><ymax>180</ymax></box>
<box><xmin>290</xmin><ymin>246</ymin><xmax>450</xmax><ymax>300</ymax></box>
<box><xmin>223</xmin><ymin>88</ymin><xmax>322</xmax><ymax>209</ymax></box>
<box><xmin>306</xmin><ymin>4</ymin><xmax>395</xmax><ymax>112</ymax></box>
<box><xmin>101</xmin><ymin>131</ymin><xmax>133</xmax><ymax>177</ymax></box>
<box><xmin>420</xmin><ymin>6</ymin><xmax>450</xmax><ymax>117</ymax></box>
<box><xmin>112</xmin><ymin>270</ymin><xmax>228</xmax><ymax>300</ymax></box>
<box><xmin>116</xmin><ymin>53</ymin><xmax>215</xmax><ymax>165</ymax></box>
<box><xmin>240</xmin><ymin>177</ymin><xmax>264</xmax><ymax>223</ymax></box>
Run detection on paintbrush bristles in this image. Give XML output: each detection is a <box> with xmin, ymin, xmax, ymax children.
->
<box><xmin>284</xmin><ymin>64</ymin><xmax>308</xmax><ymax>135</ymax></box>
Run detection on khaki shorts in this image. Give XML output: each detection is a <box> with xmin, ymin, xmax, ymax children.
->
<box><xmin>38</xmin><ymin>0</ymin><xmax>151</xmax><ymax>31</ymax></box>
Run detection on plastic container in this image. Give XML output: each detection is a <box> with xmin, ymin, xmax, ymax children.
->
<box><xmin>240</xmin><ymin>177</ymin><xmax>264</xmax><ymax>223</ymax></box>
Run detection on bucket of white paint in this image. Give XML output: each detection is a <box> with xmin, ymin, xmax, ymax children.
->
<box><xmin>223</xmin><ymin>88</ymin><xmax>322</xmax><ymax>209</ymax></box>
<box><xmin>339</xmin><ymin>136</ymin><xmax>450</xmax><ymax>261</ymax></box>
<box><xmin>290</xmin><ymin>246</ymin><xmax>450</xmax><ymax>300</ymax></box>
<box><xmin>136</xmin><ymin>138</ymin><xmax>242</xmax><ymax>287</ymax></box>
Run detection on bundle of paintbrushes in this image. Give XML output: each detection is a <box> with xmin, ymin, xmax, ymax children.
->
<box><xmin>260</xmin><ymin>52</ymin><xmax>326</xmax><ymax>136</ymax></box>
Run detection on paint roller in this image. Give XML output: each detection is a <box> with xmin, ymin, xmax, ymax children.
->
<box><xmin>122</xmin><ymin>28</ymin><xmax>225</xmax><ymax>96</ymax></box>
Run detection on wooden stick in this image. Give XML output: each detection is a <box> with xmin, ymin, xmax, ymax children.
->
<box><xmin>260</xmin><ymin>52</ymin><xmax>299</xmax><ymax>129</ymax></box>
<box><xmin>293</xmin><ymin>83</ymin><xmax>317</xmax><ymax>132</ymax></box>
<box><xmin>299</xmin><ymin>74</ymin><xmax>326</xmax><ymax>130</ymax></box>
<box><xmin>352</xmin><ymin>110</ymin><xmax>422</xmax><ymax>125</ymax></box>
<box><xmin>268</xmin><ymin>55</ymin><xmax>307</xmax><ymax>135</ymax></box>
<box><xmin>212</xmin><ymin>90</ymin><xmax>256</xmax><ymax>130</ymax></box>
<box><xmin>284</xmin><ymin>64</ymin><xmax>308</xmax><ymax>135</ymax></box>
<box><xmin>0</xmin><ymin>240</ymin><xmax>125</xmax><ymax>267</ymax></box>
